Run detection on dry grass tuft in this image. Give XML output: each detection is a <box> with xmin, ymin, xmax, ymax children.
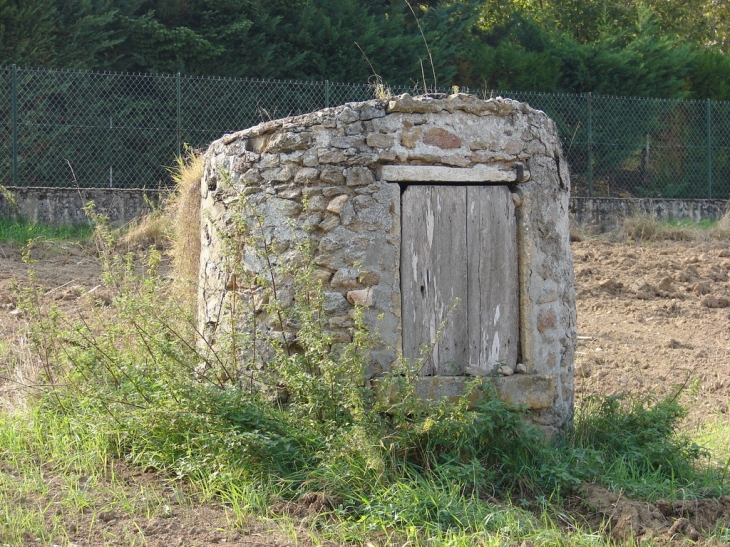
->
<box><xmin>611</xmin><ymin>207</ymin><xmax>730</xmax><ymax>243</ymax></box>
<box><xmin>116</xmin><ymin>150</ymin><xmax>202</xmax><ymax>277</ymax></box>
<box><xmin>118</xmin><ymin>201</ymin><xmax>170</xmax><ymax>251</ymax></box>
<box><xmin>166</xmin><ymin>149</ymin><xmax>203</xmax><ymax>305</ymax></box>
<box><xmin>615</xmin><ymin>215</ymin><xmax>699</xmax><ymax>242</ymax></box>
<box><xmin>711</xmin><ymin>206</ymin><xmax>730</xmax><ymax>239</ymax></box>
<box><xmin>569</xmin><ymin>221</ymin><xmax>589</xmax><ymax>242</ymax></box>
<box><xmin>0</xmin><ymin>323</ymin><xmax>41</xmax><ymax>412</ymax></box>
<box><xmin>114</xmin><ymin>149</ymin><xmax>202</xmax><ymax>310</ymax></box>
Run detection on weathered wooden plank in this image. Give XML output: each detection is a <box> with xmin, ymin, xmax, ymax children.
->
<box><xmin>401</xmin><ymin>185</ymin><xmax>468</xmax><ymax>375</ymax></box>
<box><xmin>466</xmin><ymin>186</ymin><xmax>519</xmax><ymax>373</ymax></box>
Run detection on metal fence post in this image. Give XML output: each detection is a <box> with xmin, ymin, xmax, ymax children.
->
<box><xmin>11</xmin><ymin>64</ymin><xmax>18</xmax><ymax>187</ymax></box>
<box><xmin>325</xmin><ymin>80</ymin><xmax>330</xmax><ymax>108</ymax></box>
<box><xmin>587</xmin><ymin>92</ymin><xmax>593</xmax><ymax>197</ymax></box>
<box><xmin>177</xmin><ymin>72</ymin><xmax>182</xmax><ymax>158</ymax></box>
<box><xmin>706</xmin><ymin>98</ymin><xmax>712</xmax><ymax>200</ymax></box>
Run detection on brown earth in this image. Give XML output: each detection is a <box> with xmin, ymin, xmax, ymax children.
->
<box><xmin>572</xmin><ymin>239</ymin><xmax>730</xmax><ymax>423</ymax></box>
<box><xmin>1</xmin><ymin>239</ymin><xmax>730</xmax><ymax>545</ymax></box>
<box><xmin>577</xmin><ymin>484</ymin><xmax>730</xmax><ymax>545</ymax></box>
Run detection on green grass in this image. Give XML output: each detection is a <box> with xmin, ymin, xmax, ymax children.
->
<box><xmin>0</xmin><ymin>407</ymin><xmax>616</xmax><ymax>547</ymax></box>
<box><xmin>663</xmin><ymin>218</ymin><xmax>719</xmax><ymax>229</ymax></box>
<box><xmin>4</xmin><ymin>400</ymin><xmax>726</xmax><ymax>546</ymax></box>
<box><xmin>0</xmin><ymin>410</ymin><xmax>206</xmax><ymax>546</ymax></box>
<box><xmin>2</xmin><ymin>355</ymin><xmax>729</xmax><ymax>546</ymax></box>
<box><xmin>0</xmin><ymin>217</ymin><xmax>93</xmax><ymax>245</ymax></box>
<box><xmin>695</xmin><ymin>412</ymin><xmax>730</xmax><ymax>470</ymax></box>
<box><xmin>571</xmin><ymin>394</ymin><xmax>728</xmax><ymax>501</ymax></box>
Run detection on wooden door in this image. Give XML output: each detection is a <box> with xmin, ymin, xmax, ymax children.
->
<box><xmin>401</xmin><ymin>185</ymin><xmax>518</xmax><ymax>375</ymax></box>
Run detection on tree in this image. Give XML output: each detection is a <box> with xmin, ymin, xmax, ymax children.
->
<box><xmin>0</xmin><ymin>0</ymin><xmax>124</xmax><ymax>69</ymax></box>
<box><xmin>108</xmin><ymin>0</ymin><xmax>479</xmax><ymax>86</ymax></box>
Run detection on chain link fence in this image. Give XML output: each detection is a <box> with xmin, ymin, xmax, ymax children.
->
<box><xmin>2</xmin><ymin>66</ymin><xmax>729</xmax><ymax>199</ymax></box>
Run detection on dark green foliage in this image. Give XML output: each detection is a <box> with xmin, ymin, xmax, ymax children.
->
<box><xmin>0</xmin><ymin>0</ymin><xmax>125</xmax><ymax>70</ymax></box>
<box><xmin>461</xmin><ymin>8</ymin><xmax>697</xmax><ymax>99</ymax></box>
<box><xmin>688</xmin><ymin>48</ymin><xmax>730</xmax><ymax>102</ymax></box>
<box><xmin>583</xmin><ymin>6</ymin><xmax>695</xmax><ymax>99</ymax></box>
<box><xmin>4</xmin><ymin>0</ymin><xmax>730</xmax><ymax>105</ymax></box>
<box><xmin>0</xmin><ymin>0</ymin><xmax>476</xmax><ymax>86</ymax></box>
<box><xmin>459</xmin><ymin>14</ymin><xmax>564</xmax><ymax>91</ymax></box>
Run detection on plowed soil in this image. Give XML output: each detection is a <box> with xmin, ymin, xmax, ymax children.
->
<box><xmin>1</xmin><ymin>238</ymin><xmax>730</xmax><ymax>545</ymax></box>
<box><xmin>572</xmin><ymin>239</ymin><xmax>730</xmax><ymax>422</ymax></box>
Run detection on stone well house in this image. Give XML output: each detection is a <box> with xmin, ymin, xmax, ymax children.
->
<box><xmin>198</xmin><ymin>93</ymin><xmax>576</xmax><ymax>432</ymax></box>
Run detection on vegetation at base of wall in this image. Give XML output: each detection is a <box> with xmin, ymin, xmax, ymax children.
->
<box><xmin>571</xmin><ymin>209</ymin><xmax>730</xmax><ymax>243</ymax></box>
<box><xmin>1</xmin><ymin>158</ymin><xmax>728</xmax><ymax>544</ymax></box>
<box><xmin>0</xmin><ymin>217</ymin><xmax>93</xmax><ymax>246</ymax></box>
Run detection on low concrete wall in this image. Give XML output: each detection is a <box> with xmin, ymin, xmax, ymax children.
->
<box><xmin>0</xmin><ymin>187</ymin><xmax>163</xmax><ymax>227</ymax></box>
<box><xmin>1</xmin><ymin>188</ymin><xmax>726</xmax><ymax>234</ymax></box>
<box><xmin>570</xmin><ymin>197</ymin><xmax>728</xmax><ymax>232</ymax></box>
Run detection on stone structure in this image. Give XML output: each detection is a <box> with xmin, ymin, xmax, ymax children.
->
<box><xmin>198</xmin><ymin>93</ymin><xmax>576</xmax><ymax>432</ymax></box>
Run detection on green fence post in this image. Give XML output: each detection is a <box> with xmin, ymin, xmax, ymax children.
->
<box><xmin>706</xmin><ymin>98</ymin><xmax>712</xmax><ymax>200</ymax></box>
<box><xmin>587</xmin><ymin>92</ymin><xmax>593</xmax><ymax>197</ymax></box>
<box><xmin>325</xmin><ymin>80</ymin><xmax>330</xmax><ymax>108</ymax></box>
<box><xmin>11</xmin><ymin>64</ymin><xmax>18</xmax><ymax>187</ymax></box>
<box><xmin>177</xmin><ymin>72</ymin><xmax>182</xmax><ymax>158</ymax></box>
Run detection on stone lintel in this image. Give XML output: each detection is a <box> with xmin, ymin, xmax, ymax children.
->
<box><xmin>408</xmin><ymin>375</ymin><xmax>556</xmax><ymax>410</ymax></box>
<box><xmin>381</xmin><ymin>165</ymin><xmax>517</xmax><ymax>183</ymax></box>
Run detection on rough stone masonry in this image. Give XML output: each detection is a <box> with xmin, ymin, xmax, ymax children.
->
<box><xmin>198</xmin><ymin>93</ymin><xmax>576</xmax><ymax>433</ymax></box>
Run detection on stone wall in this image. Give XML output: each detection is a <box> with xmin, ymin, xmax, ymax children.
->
<box><xmin>0</xmin><ymin>187</ymin><xmax>161</xmax><ymax>227</ymax></box>
<box><xmin>198</xmin><ymin>93</ymin><xmax>576</xmax><ymax>431</ymax></box>
<box><xmin>570</xmin><ymin>197</ymin><xmax>728</xmax><ymax>232</ymax></box>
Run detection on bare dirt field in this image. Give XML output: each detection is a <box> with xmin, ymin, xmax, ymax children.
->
<box><xmin>1</xmin><ymin>237</ymin><xmax>730</xmax><ymax>546</ymax></box>
<box><xmin>572</xmin><ymin>239</ymin><xmax>730</xmax><ymax>424</ymax></box>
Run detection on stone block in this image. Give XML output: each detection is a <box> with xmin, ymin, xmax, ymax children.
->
<box><xmin>422</xmin><ymin>128</ymin><xmax>462</xmax><ymax>149</ymax></box>
<box><xmin>359</xmin><ymin>104</ymin><xmax>386</xmax><ymax>120</ymax></box>
<box><xmin>493</xmin><ymin>375</ymin><xmax>556</xmax><ymax>409</ymax></box>
<box><xmin>346</xmin><ymin>288</ymin><xmax>374</xmax><ymax>307</ymax></box>
<box><xmin>346</xmin><ymin>166</ymin><xmax>375</xmax><ymax>187</ymax></box>
<box><xmin>366</xmin><ymin>133</ymin><xmax>395</xmax><ymax>148</ymax></box>
<box><xmin>320</xmin><ymin>166</ymin><xmax>345</xmax><ymax>185</ymax></box>
<box><xmin>381</xmin><ymin>165</ymin><xmax>517</xmax><ymax>183</ymax></box>
<box><xmin>294</xmin><ymin>167</ymin><xmax>319</xmax><ymax>184</ymax></box>
<box><xmin>326</xmin><ymin>195</ymin><xmax>349</xmax><ymax>214</ymax></box>
<box><xmin>407</xmin><ymin>375</ymin><xmax>556</xmax><ymax>410</ymax></box>
<box><xmin>358</xmin><ymin>271</ymin><xmax>380</xmax><ymax>286</ymax></box>
<box><xmin>323</xmin><ymin>292</ymin><xmax>350</xmax><ymax>313</ymax></box>
<box><xmin>337</xmin><ymin>107</ymin><xmax>360</xmax><ymax>124</ymax></box>
<box><xmin>266</xmin><ymin>132</ymin><xmax>311</xmax><ymax>153</ymax></box>
<box><xmin>331</xmin><ymin>267</ymin><xmax>361</xmax><ymax>289</ymax></box>
<box><xmin>319</xmin><ymin>149</ymin><xmax>346</xmax><ymax>164</ymax></box>
<box><xmin>400</xmin><ymin>126</ymin><xmax>422</xmax><ymax>148</ymax></box>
